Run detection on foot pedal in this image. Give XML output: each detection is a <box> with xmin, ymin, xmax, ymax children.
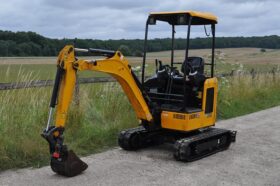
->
<box><xmin>50</xmin><ymin>150</ymin><xmax>88</xmax><ymax>177</ymax></box>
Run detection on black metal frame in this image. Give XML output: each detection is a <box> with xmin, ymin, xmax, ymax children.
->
<box><xmin>142</xmin><ymin>20</ymin><xmax>149</xmax><ymax>84</ymax></box>
<box><xmin>171</xmin><ymin>24</ymin><xmax>175</xmax><ymax>68</ymax></box>
<box><xmin>211</xmin><ymin>24</ymin><xmax>215</xmax><ymax>78</ymax></box>
<box><xmin>141</xmin><ymin>15</ymin><xmax>216</xmax><ymax>111</ymax></box>
<box><xmin>183</xmin><ymin>16</ymin><xmax>192</xmax><ymax>107</ymax></box>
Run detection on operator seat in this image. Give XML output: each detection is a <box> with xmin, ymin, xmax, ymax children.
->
<box><xmin>172</xmin><ymin>57</ymin><xmax>205</xmax><ymax>87</ymax></box>
<box><xmin>181</xmin><ymin>57</ymin><xmax>204</xmax><ymax>75</ymax></box>
<box><xmin>181</xmin><ymin>57</ymin><xmax>205</xmax><ymax>87</ymax></box>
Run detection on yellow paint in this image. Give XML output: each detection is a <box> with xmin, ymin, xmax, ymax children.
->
<box><xmin>54</xmin><ymin>45</ymin><xmax>152</xmax><ymax>128</ymax></box>
<box><xmin>161</xmin><ymin>78</ymin><xmax>218</xmax><ymax>132</ymax></box>
<box><xmin>55</xmin><ymin>46</ymin><xmax>77</xmax><ymax>128</ymax></box>
<box><xmin>150</xmin><ymin>11</ymin><xmax>218</xmax><ymax>23</ymax></box>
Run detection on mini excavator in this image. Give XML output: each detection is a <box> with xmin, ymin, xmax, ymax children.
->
<box><xmin>42</xmin><ymin>11</ymin><xmax>237</xmax><ymax>177</ymax></box>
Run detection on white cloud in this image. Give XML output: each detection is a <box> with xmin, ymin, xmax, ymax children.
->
<box><xmin>0</xmin><ymin>0</ymin><xmax>279</xmax><ymax>39</ymax></box>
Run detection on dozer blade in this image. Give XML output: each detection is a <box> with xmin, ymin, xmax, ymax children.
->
<box><xmin>50</xmin><ymin>150</ymin><xmax>88</xmax><ymax>177</ymax></box>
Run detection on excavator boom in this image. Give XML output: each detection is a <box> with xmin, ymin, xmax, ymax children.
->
<box><xmin>42</xmin><ymin>45</ymin><xmax>153</xmax><ymax>177</ymax></box>
<box><xmin>56</xmin><ymin>45</ymin><xmax>152</xmax><ymax>127</ymax></box>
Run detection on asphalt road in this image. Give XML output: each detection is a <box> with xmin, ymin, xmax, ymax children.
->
<box><xmin>1</xmin><ymin>107</ymin><xmax>280</xmax><ymax>186</ymax></box>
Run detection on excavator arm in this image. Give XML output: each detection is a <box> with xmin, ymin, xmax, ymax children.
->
<box><xmin>55</xmin><ymin>45</ymin><xmax>152</xmax><ymax>128</ymax></box>
<box><xmin>41</xmin><ymin>45</ymin><xmax>153</xmax><ymax>177</ymax></box>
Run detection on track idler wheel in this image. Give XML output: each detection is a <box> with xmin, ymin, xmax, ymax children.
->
<box><xmin>118</xmin><ymin>129</ymin><xmax>143</xmax><ymax>150</ymax></box>
<box><xmin>50</xmin><ymin>150</ymin><xmax>88</xmax><ymax>177</ymax></box>
<box><xmin>118</xmin><ymin>126</ymin><xmax>164</xmax><ymax>151</ymax></box>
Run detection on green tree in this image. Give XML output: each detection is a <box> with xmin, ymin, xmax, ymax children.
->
<box><xmin>118</xmin><ymin>45</ymin><xmax>131</xmax><ymax>56</ymax></box>
<box><xmin>133</xmin><ymin>50</ymin><xmax>143</xmax><ymax>57</ymax></box>
<box><xmin>0</xmin><ymin>30</ymin><xmax>280</xmax><ymax>57</ymax></box>
<box><xmin>18</xmin><ymin>43</ymin><xmax>32</xmax><ymax>56</ymax></box>
<box><xmin>0</xmin><ymin>41</ymin><xmax>9</xmax><ymax>56</ymax></box>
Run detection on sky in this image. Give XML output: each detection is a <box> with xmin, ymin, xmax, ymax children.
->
<box><xmin>0</xmin><ymin>0</ymin><xmax>279</xmax><ymax>39</ymax></box>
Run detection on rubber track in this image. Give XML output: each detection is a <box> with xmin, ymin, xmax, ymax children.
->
<box><xmin>118</xmin><ymin>126</ymin><xmax>147</xmax><ymax>150</ymax></box>
<box><xmin>174</xmin><ymin>128</ymin><xmax>234</xmax><ymax>162</ymax></box>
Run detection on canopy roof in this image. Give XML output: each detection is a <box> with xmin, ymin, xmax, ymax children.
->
<box><xmin>149</xmin><ymin>11</ymin><xmax>218</xmax><ymax>25</ymax></box>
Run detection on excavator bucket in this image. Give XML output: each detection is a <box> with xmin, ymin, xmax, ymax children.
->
<box><xmin>50</xmin><ymin>150</ymin><xmax>88</xmax><ymax>177</ymax></box>
<box><xmin>41</xmin><ymin>126</ymin><xmax>88</xmax><ymax>177</ymax></box>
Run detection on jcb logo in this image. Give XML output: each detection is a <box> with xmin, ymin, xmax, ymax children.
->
<box><xmin>189</xmin><ymin>113</ymin><xmax>200</xmax><ymax>119</ymax></box>
<box><xmin>173</xmin><ymin>114</ymin><xmax>186</xmax><ymax>120</ymax></box>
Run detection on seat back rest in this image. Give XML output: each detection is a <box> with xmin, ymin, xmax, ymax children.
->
<box><xmin>181</xmin><ymin>57</ymin><xmax>204</xmax><ymax>75</ymax></box>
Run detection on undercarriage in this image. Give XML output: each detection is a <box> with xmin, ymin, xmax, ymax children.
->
<box><xmin>118</xmin><ymin>126</ymin><xmax>237</xmax><ymax>161</ymax></box>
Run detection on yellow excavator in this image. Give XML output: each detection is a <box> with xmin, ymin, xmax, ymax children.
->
<box><xmin>42</xmin><ymin>11</ymin><xmax>237</xmax><ymax>177</ymax></box>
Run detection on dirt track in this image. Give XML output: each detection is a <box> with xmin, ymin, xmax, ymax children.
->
<box><xmin>0</xmin><ymin>106</ymin><xmax>280</xmax><ymax>186</ymax></box>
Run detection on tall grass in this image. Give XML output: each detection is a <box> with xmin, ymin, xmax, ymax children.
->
<box><xmin>0</xmin><ymin>66</ymin><xmax>280</xmax><ymax>170</ymax></box>
<box><xmin>218</xmin><ymin>70</ymin><xmax>280</xmax><ymax>119</ymax></box>
<box><xmin>0</xmin><ymin>70</ymin><xmax>137</xmax><ymax>170</ymax></box>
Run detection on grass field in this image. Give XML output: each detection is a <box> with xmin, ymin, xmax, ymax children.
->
<box><xmin>1</xmin><ymin>48</ymin><xmax>279</xmax><ymax>82</ymax></box>
<box><xmin>0</xmin><ymin>48</ymin><xmax>280</xmax><ymax>170</ymax></box>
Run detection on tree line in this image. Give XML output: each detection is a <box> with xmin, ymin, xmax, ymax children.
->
<box><xmin>0</xmin><ymin>30</ymin><xmax>279</xmax><ymax>57</ymax></box>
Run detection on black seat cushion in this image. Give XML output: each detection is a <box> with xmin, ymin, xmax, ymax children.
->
<box><xmin>181</xmin><ymin>57</ymin><xmax>204</xmax><ymax>75</ymax></box>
